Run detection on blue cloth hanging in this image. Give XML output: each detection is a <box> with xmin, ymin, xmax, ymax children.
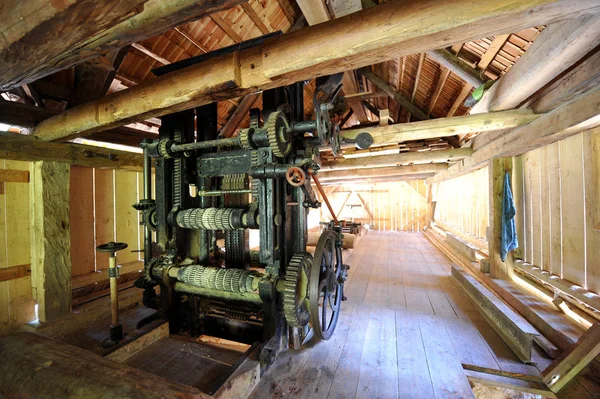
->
<box><xmin>501</xmin><ymin>172</ymin><xmax>518</xmax><ymax>262</ymax></box>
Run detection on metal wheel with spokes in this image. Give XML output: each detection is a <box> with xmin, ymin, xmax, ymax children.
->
<box><xmin>309</xmin><ymin>230</ymin><xmax>343</xmax><ymax>340</ymax></box>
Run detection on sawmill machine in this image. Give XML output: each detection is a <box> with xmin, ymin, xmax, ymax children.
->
<box><xmin>133</xmin><ymin>80</ymin><xmax>349</xmax><ymax>365</ymax></box>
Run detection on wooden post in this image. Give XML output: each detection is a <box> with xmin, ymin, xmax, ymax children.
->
<box><xmin>489</xmin><ymin>157</ymin><xmax>514</xmax><ymax>279</ymax></box>
<box><xmin>30</xmin><ymin>161</ymin><xmax>72</xmax><ymax>321</ymax></box>
<box><xmin>426</xmin><ymin>183</ymin><xmax>437</xmax><ymax>227</ymax></box>
<box><xmin>511</xmin><ymin>156</ymin><xmax>524</xmax><ymax>260</ymax></box>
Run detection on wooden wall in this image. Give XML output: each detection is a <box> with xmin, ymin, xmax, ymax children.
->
<box><xmin>319</xmin><ymin>181</ymin><xmax>427</xmax><ymax>232</ymax></box>
<box><xmin>0</xmin><ymin>160</ymin><xmax>35</xmax><ymax>336</ymax></box>
<box><xmin>70</xmin><ymin>167</ymin><xmax>146</xmax><ymax>277</ymax></box>
<box><xmin>518</xmin><ymin>127</ymin><xmax>599</xmax><ymax>294</ymax></box>
<box><xmin>434</xmin><ymin>166</ymin><xmax>489</xmax><ymax>242</ymax></box>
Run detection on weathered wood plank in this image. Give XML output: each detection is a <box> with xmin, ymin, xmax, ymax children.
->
<box><xmin>0</xmin><ymin>169</ymin><xmax>29</xmax><ymax>183</ymax></box>
<box><xmin>69</xmin><ymin>166</ymin><xmax>96</xmax><ymax>276</ymax></box>
<box><xmin>30</xmin><ymin>161</ymin><xmax>71</xmax><ymax>322</ymax></box>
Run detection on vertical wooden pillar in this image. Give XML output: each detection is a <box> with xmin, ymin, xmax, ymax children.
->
<box><xmin>426</xmin><ymin>182</ymin><xmax>437</xmax><ymax>227</ymax></box>
<box><xmin>489</xmin><ymin>157</ymin><xmax>514</xmax><ymax>279</ymax></box>
<box><xmin>511</xmin><ymin>156</ymin><xmax>524</xmax><ymax>260</ymax></box>
<box><xmin>30</xmin><ymin>161</ymin><xmax>71</xmax><ymax>322</ymax></box>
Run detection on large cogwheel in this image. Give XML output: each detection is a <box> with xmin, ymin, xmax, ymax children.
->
<box><xmin>283</xmin><ymin>253</ymin><xmax>313</xmax><ymax>328</ymax></box>
<box><xmin>265</xmin><ymin>111</ymin><xmax>291</xmax><ymax>158</ymax></box>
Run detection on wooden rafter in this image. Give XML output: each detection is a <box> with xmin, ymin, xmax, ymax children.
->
<box><xmin>242</xmin><ymin>2</ymin><xmax>273</xmax><ymax>35</ymax></box>
<box><xmin>174</xmin><ymin>27</ymin><xmax>208</xmax><ymax>53</ymax></box>
<box><xmin>426</xmin><ymin>49</ymin><xmax>486</xmax><ymax>88</ymax></box>
<box><xmin>131</xmin><ymin>43</ymin><xmax>171</xmax><ymax>65</ymax></box>
<box><xmin>296</xmin><ymin>0</ymin><xmax>330</xmax><ymax>25</ymax></box>
<box><xmin>33</xmin><ymin>0</ymin><xmax>600</xmax><ymax>141</ymax></box>
<box><xmin>478</xmin><ymin>34</ymin><xmax>510</xmax><ymax>72</ymax></box>
<box><xmin>427</xmin><ymin>66</ymin><xmax>451</xmax><ymax>116</ymax></box>
<box><xmin>447</xmin><ymin>83</ymin><xmax>473</xmax><ymax>117</ymax></box>
<box><xmin>211</xmin><ymin>13</ymin><xmax>243</xmax><ymax>43</ymax></box>
<box><xmin>220</xmin><ymin>93</ymin><xmax>261</xmax><ymax>138</ymax></box>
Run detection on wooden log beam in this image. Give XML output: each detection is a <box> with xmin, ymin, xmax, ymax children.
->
<box><xmin>318</xmin><ymin>163</ymin><xmax>448</xmax><ymax>181</ymax></box>
<box><xmin>0</xmin><ymin>131</ymin><xmax>144</xmax><ymax>171</ymax></box>
<box><xmin>0</xmin><ymin>332</ymin><xmax>210</xmax><ymax>398</ymax></box>
<box><xmin>344</xmin><ymin>91</ymin><xmax>388</xmax><ymax>102</ymax></box>
<box><xmin>321</xmin><ymin>148</ymin><xmax>472</xmax><ymax>171</ymax></box>
<box><xmin>0</xmin><ymin>0</ymin><xmax>246</xmax><ymax>90</ymax></box>
<box><xmin>361</xmin><ymin>68</ymin><xmax>430</xmax><ymax>121</ymax></box>
<box><xmin>33</xmin><ymin>0</ymin><xmax>600</xmax><ymax>141</ymax></box>
<box><xmin>471</xmin><ymin>16</ymin><xmax>600</xmax><ymax>113</ymax></box>
<box><xmin>426</xmin><ymin>49</ymin><xmax>486</xmax><ymax>88</ymax></box>
<box><xmin>0</xmin><ymin>0</ymin><xmax>147</xmax><ymax>91</ymax></box>
<box><xmin>29</xmin><ymin>161</ymin><xmax>72</xmax><ymax>322</ymax></box>
<box><xmin>341</xmin><ymin>109</ymin><xmax>540</xmax><ymax>146</ymax></box>
<box><xmin>428</xmin><ymin>88</ymin><xmax>600</xmax><ymax>184</ymax></box>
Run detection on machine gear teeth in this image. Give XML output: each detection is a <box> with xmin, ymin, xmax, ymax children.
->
<box><xmin>265</xmin><ymin>111</ymin><xmax>291</xmax><ymax>158</ymax></box>
<box><xmin>283</xmin><ymin>253</ymin><xmax>313</xmax><ymax>328</ymax></box>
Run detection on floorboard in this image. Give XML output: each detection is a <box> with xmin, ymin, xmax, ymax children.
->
<box><xmin>253</xmin><ymin>231</ymin><xmax>539</xmax><ymax>399</ymax></box>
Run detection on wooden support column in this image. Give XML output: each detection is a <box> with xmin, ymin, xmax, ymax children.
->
<box><xmin>426</xmin><ymin>182</ymin><xmax>437</xmax><ymax>227</ymax></box>
<box><xmin>489</xmin><ymin>157</ymin><xmax>513</xmax><ymax>279</ymax></box>
<box><xmin>29</xmin><ymin>162</ymin><xmax>72</xmax><ymax>322</ymax></box>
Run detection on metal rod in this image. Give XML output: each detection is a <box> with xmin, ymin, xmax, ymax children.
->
<box><xmin>197</xmin><ymin>189</ymin><xmax>253</xmax><ymax>197</ymax></box>
<box><xmin>109</xmin><ymin>254</ymin><xmax>119</xmax><ymax>325</ymax></box>
<box><xmin>170</xmin><ymin>137</ymin><xmax>240</xmax><ymax>153</ymax></box>
<box><xmin>310</xmin><ymin>173</ymin><xmax>338</xmax><ymax>224</ymax></box>
<box><xmin>142</xmin><ymin>147</ymin><xmax>152</xmax><ymax>264</ymax></box>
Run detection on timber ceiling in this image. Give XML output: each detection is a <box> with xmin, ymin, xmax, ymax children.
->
<box><xmin>2</xmin><ymin>0</ymin><xmax>543</xmax><ymax>154</ymax></box>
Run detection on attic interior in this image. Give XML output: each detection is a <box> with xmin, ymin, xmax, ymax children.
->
<box><xmin>0</xmin><ymin>1</ymin><xmax>599</xmax><ymax>398</ymax></box>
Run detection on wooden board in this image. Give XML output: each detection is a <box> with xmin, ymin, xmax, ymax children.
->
<box><xmin>114</xmin><ymin>170</ymin><xmax>140</xmax><ymax>264</ymax></box>
<box><xmin>583</xmin><ymin>129</ymin><xmax>600</xmax><ymax>293</ymax></box>
<box><xmin>70</xmin><ymin>166</ymin><xmax>96</xmax><ymax>276</ymax></box>
<box><xmin>95</xmin><ymin>169</ymin><xmax>116</xmax><ymax>268</ymax></box>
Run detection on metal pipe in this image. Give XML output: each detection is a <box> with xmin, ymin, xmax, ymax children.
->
<box><xmin>170</xmin><ymin>137</ymin><xmax>240</xmax><ymax>152</ymax></box>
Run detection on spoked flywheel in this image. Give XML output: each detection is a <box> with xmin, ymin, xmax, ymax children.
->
<box><xmin>309</xmin><ymin>230</ymin><xmax>346</xmax><ymax>340</ymax></box>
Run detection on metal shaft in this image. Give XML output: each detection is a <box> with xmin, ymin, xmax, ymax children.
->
<box><xmin>109</xmin><ymin>254</ymin><xmax>119</xmax><ymax>326</ymax></box>
<box><xmin>142</xmin><ymin>147</ymin><xmax>152</xmax><ymax>264</ymax></box>
<box><xmin>170</xmin><ymin>137</ymin><xmax>240</xmax><ymax>153</ymax></box>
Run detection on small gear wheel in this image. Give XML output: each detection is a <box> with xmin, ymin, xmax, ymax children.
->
<box><xmin>238</xmin><ymin>128</ymin><xmax>255</xmax><ymax>150</ymax></box>
<box><xmin>132</xmin><ymin>199</ymin><xmax>155</xmax><ymax>211</ymax></box>
<box><xmin>283</xmin><ymin>253</ymin><xmax>313</xmax><ymax>328</ymax></box>
<box><xmin>265</xmin><ymin>111</ymin><xmax>291</xmax><ymax>158</ymax></box>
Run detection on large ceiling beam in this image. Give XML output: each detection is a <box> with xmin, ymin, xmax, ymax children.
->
<box><xmin>426</xmin><ymin>49</ymin><xmax>486</xmax><ymax>88</ymax></box>
<box><xmin>0</xmin><ymin>131</ymin><xmax>143</xmax><ymax>171</ymax></box>
<box><xmin>471</xmin><ymin>15</ymin><xmax>600</xmax><ymax>113</ymax></box>
<box><xmin>340</xmin><ymin>109</ymin><xmax>539</xmax><ymax>146</ymax></box>
<box><xmin>319</xmin><ymin>174</ymin><xmax>436</xmax><ymax>185</ymax></box>
<box><xmin>361</xmin><ymin>69</ymin><xmax>429</xmax><ymax>121</ymax></box>
<box><xmin>429</xmin><ymin>87</ymin><xmax>600</xmax><ymax>184</ymax></box>
<box><xmin>0</xmin><ymin>0</ymin><xmax>146</xmax><ymax>91</ymax></box>
<box><xmin>318</xmin><ymin>163</ymin><xmax>448</xmax><ymax>181</ymax></box>
<box><xmin>321</xmin><ymin>148</ymin><xmax>472</xmax><ymax>171</ymax></box>
<box><xmin>33</xmin><ymin>0</ymin><xmax>600</xmax><ymax>142</ymax></box>
<box><xmin>0</xmin><ymin>0</ymin><xmax>246</xmax><ymax>91</ymax></box>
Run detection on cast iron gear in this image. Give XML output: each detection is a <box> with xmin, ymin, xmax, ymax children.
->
<box><xmin>238</xmin><ymin>128</ymin><xmax>254</xmax><ymax>150</ymax></box>
<box><xmin>283</xmin><ymin>252</ymin><xmax>313</xmax><ymax>328</ymax></box>
<box><xmin>265</xmin><ymin>111</ymin><xmax>291</xmax><ymax>158</ymax></box>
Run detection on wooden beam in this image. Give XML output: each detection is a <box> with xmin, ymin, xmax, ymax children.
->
<box><xmin>472</xmin><ymin>16</ymin><xmax>600</xmax><ymax>113</ymax></box>
<box><xmin>220</xmin><ymin>92</ymin><xmax>261</xmax><ymax>137</ymax></box>
<box><xmin>412</xmin><ymin>53</ymin><xmax>425</xmax><ymax>103</ymax></box>
<box><xmin>296</xmin><ymin>0</ymin><xmax>330</xmax><ymax>25</ymax></box>
<box><xmin>341</xmin><ymin>109</ymin><xmax>540</xmax><ymax>146</ymax></box>
<box><xmin>447</xmin><ymin>83</ymin><xmax>473</xmax><ymax>117</ymax></box>
<box><xmin>174</xmin><ymin>27</ymin><xmax>208</xmax><ymax>53</ymax></box>
<box><xmin>362</xmin><ymin>68</ymin><xmax>430</xmax><ymax>121</ymax></box>
<box><xmin>318</xmin><ymin>163</ymin><xmax>448</xmax><ymax>181</ymax></box>
<box><xmin>30</xmin><ymin>161</ymin><xmax>72</xmax><ymax>322</ymax></box>
<box><xmin>336</xmin><ymin>192</ymin><xmax>352</xmax><ymax>219</ymax></box>
<box><xmin>321</xmin><ymin>148</ymin><xmax>472</xmax><ymax>171</ymax></box>
<box><xmin>342</xmin><ymin>72</ymin><xmax>369</xmax><ymax>123</ymax></box>
<box><xmin>477</xmin><ymin>34</ymin><xmax>510</xmax><ymax>72</ymax></box>
<box><xmin>427</xmin><ymin>66</ymin><xmax>451</xmax><ymax>116</ymax></box>
<box><xmin>344</xmin><ymin>91</ymin><xmax>388</xmax><ymax>102</ymax></box>
<box><xmin>131</xmin><ymin>42</ymin><xmax>171</xmax><ymax>65</ymax></box>
<box><xmin>211</xmin><ymin>13</ymin><xmax>243</xmax><ymax>43</ymax></box>
<box><xmin>242</xmin><ymin>2</ymin><xmax>273</xmax><ymax>35</ymax></box>
<box><xmin>429</xmin><ymin>88</ymin><xmax>600</xmax><ymax>184</ymax></box>
<box><xmin>339</xmin><ymin>109</ymin><xmax>354</xmax><ymax>128</ymax></box>
<box><xmin>1</xmin><ymin>0</ymin><xmax>245</xmax><ymax>91</ymax></box>
<box><xmin>0</xmin><ymin>131</ymin><xmax>143</xmax><ymax>171</ymax></box>
<box><xmin>464</xmin><ymin>369</ymin><xmax>556</xmax><ymax>398</ymax></box>
<box><xmin>543</xmin><ymin>323</ymin><xmax>600</xmax><ymax>393</ymax></box>
<box><xmin>489</xmin><ymin>157</ymin><xmax>514</xmax><ymax>279</ymax></box>
<box><xmin>33</xmin><ymin>0</ymin><xmax>600</xmax><ymax>141</ymax></box>
<box><xmin>426</xmin><ymin>49</ymin><xmax>486</xmax><ymax>88</ymax></box>
<box><xmin>319</xmin><ymin>173</ymin><xmax>435</xmax><ymax>185</ymax></box>
<box><xmin>0</xmin><ymin>264</ymin><xmax>31</xmax><ymax>283</ymax></box>
<box><xmin>356</xmin><ymin>193</ymin><xmax>373</xmax><ymax>220</ymax></box>
<box><xmin>0</xmin><ymin>169</ymin><xmax>30</xmax><ymax>183</ymax></box>
<box><xmin>0</xmin><ymin>0</ymin><xmax>146</xmax><ymax>91</ymax></box>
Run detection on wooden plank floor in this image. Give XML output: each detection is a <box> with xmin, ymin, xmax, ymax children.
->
<box><xmin>251</xmin><ymin>231</ymin><xmax>542</xmax><ymax>399</ymax></box>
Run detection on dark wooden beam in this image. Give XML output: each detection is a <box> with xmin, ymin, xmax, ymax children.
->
<box><xmin>426</xmin><ymin>49</ymin><xmax>486</xmax><ymax>88</ymax></box>
<box><xmin>33</xmin><ymin>0</ymin><xmax>600</xmax><ymax>141</ymax></box>
<box><xmin>220</xmin><ymin>93</ymin><xmax>261</xmax><ymax>138</ymax></box>
<box><xmin>0</xmin><ymin>0</ymin><xmax>247</xmax><ymax>90</ymax></box>
<box><xmin>361</xmin><ymin>69</ymin><xmax>430</xmax><ymax>121</ymax></box>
